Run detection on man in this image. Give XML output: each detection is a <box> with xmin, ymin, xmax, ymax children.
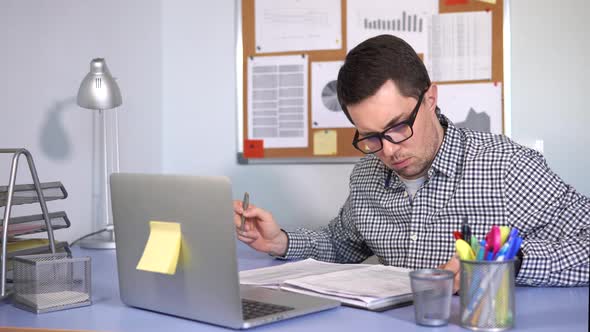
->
<box><xmin>234</xmin><ymin>35</ymin><xmax>589</xmax><ymax>291</ymax></box>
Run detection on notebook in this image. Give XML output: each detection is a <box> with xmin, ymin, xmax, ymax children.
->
<box><xmin>110</xmin><ymin>173</ymin><xmax>339</xmax><ymax>329</ymax></box>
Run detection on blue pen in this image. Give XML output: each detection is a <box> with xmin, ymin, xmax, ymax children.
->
<box><xmin>493</xmin><ymin>242</ymin><xmax>510</xmax><ymax>260</ymax></box>
<box><xmin>505</xmin><ymin>236</ymin><xmax>519</xmax><ymax>259</ymax></box>
<box><xmin>507</xmin><ymin>228</ymin><xmax>518</xmax><ymax>242</ymax></box>
<box><xmin>476</xmin><ymin>240</ymin><xmax>486</xmax><ymax>261</ymax></box>
<box><xmin>507</xmin><ymin>237</ymin><xmax>523</xmax><ymax>259</ymax></box>
<box><xmin>503</xmin><ymin>228</ymin><xmax>518</xmax><ymax>251</ymax></box>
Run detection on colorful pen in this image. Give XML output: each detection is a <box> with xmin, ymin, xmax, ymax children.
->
<box><xmin>462</xmin><ymin>217</ymin><xmax>471</xmax><ymax>245</ymax></box>
<box><xmin>456</xmin><ymin>239</ymin><xmax>476</xmax><ymax>261</ymax></box>
<box><xmin>494</xmin><ymin>242</ymin><xmax>510</xmax><ymax>260</ymax></box>
<box><xmin>470</xmin><ymin>235</ymin><xmax>480</xmax><ymax>256</ymax></box>
<box><xmin>486</xmin><ymin>226</ymin><xmax>501</xmax><ymax>261</ymax></box>
<box><xmin>476</xmin><ymin>240</ymin><xmax>486</xmax><ymax>261</ymax></box>
<box><xmin>507</xmin><ymin>236</ymin><xmax>523</xmax><ymax>260</ymax></box>
<box><xmin>499</xmin><ymin>226</ymin><xmax>510</xmax><ymax>246</ymax></box>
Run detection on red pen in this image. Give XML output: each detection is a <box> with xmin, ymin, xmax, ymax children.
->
<box><xmin>453</xmin><ymin>231</ymin><xmax>463</xmax><ymax>240</ymax></box>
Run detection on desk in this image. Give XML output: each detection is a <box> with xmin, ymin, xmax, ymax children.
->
<box><xmin>1</xmin><ymin>243</ymin><xmax>588</xmax><ymax>331</ymax></box>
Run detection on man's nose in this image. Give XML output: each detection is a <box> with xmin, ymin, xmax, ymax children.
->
<box><xmin>380</xmin><ymin>137</ymin><xmax>400</xmax><ymax>157</ymax></box>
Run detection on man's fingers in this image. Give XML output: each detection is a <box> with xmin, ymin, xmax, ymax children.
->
<box><xmin>242</xmin><ymin>205</ymin><xmax>272</xmax><ymax>222</ymax></box>
<box><xmin>236</xmin><ymin>226</ymin><xmax>258</xmax><ymax>240</ymax></box>
<box><xmin>233</xmin><ymin>200</ymin><xmax>243</xmax><ymax>212</ymax></box>
<box><xmin>237</xmin><ymin>234</ymin><xmax>255</xmax><ymax>244</ymax></box>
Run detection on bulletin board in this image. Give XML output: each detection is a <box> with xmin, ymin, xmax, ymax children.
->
<box><xmin>237</xmin><ymin>0</ymin><xmax>506</xmax><ymax>164</ymax></box>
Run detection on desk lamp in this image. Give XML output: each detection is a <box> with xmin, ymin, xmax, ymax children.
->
<box><xmin>76</xmin><ymin>58</ymin><xmax>122</xmax><ymax>249</ymax></box>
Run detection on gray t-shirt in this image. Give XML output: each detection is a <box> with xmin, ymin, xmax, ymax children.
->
<box><xmin>400</xmin><ymin>176</ymin><xmax>427</xmax><ymax>201</ymax></box>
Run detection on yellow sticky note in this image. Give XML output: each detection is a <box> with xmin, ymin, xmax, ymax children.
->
<box><xmin>136</xmin><ymin>221</ymin><xmax>182</xmax><ymax>275</ymax></box>
<box><xmin>313</xmin><ymin>130</ymin><xmax>337</xmax><ymax>155</ymax></box>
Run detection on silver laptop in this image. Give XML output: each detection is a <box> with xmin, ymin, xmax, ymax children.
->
<box><xmin>111</xmin><ymin>173</ymin><xmax>339</xmax><ymax>329</ymax></box>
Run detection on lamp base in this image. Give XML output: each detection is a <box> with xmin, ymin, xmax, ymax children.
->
<box><xmin>0</xmin><ymin>287</ymin><xmax>13</xmax><ymax>301</ymax></box>
<box><xmin>79</xmin><ymin>230</ymin><xmax>116</xmax><ymax>249</ymax></box>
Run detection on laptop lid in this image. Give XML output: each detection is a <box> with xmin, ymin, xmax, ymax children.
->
<box><xmin>111</xmin><ymin>174</ymin><xmax>244</xmax><ymax>328</ymax></box>
<box><xmin>110</xmin><ymin>173</ymin><xmax>339</xmax><ymax>329</ymax></box>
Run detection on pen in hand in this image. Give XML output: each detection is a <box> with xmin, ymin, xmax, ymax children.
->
<box><xmin>240</xmin><ymin>192</ymin><xmax>249</xmax><ymax>233</ymax></box>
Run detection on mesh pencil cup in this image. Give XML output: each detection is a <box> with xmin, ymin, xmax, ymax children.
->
<box><xmin>12</xmin><ymin>253</ymin><xmax>92</xmax><ymax>313</ymax></box>
<box><xmin>460</xmin><ymin>259</ymin><xmax>515</xmax><ymax>331</ymax></box>
<box><xmin>409</xmin><ymin>269</ymin><xmax>454</xmax><ymax>326</ymax></box>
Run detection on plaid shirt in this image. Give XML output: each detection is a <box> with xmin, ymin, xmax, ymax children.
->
<box><xmin>284</xmin><ymin>115</ymin><xmax>589</xmax><ymax>287</ymax></box>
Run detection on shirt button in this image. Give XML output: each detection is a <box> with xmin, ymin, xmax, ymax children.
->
<box><xmin>526</xmin><ymin>279</ymin><xmax>533</xmax><ymax>285</ymax></box>
<box><xmin>410</xmin><ymin>233</ymin><xmax>418</xmax><ymax>241</ymax></box>
<box><xmin>403</xmin><ymin>191</ymin><xmax>409</xmax><ymax>197</ymax></box>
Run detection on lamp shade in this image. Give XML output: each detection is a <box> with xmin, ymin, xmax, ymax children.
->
<box><xmin>77</xmin><ymin>58</ymin><xmax>122</xmax><ymax>110</ymax></box>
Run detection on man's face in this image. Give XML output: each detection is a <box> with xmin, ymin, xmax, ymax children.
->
<box><xmin>347</xmin><ymin>80</ymin><xmax>443</xmax><ymax>180</ymax></box>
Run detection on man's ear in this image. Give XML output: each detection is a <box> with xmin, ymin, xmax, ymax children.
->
<box><xmin>426</xmin><ymin>84</ymin><xmax>438</xmax><ymax>112</ymax></box>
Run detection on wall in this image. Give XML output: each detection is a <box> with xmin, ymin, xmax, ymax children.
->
<box><xmin>161</xmin><ymin>0</ymin><xmax>353</xmax><ymax>230</ymax></box>
<box><xmin>0</xmin><ymin>0</ymin><xmax>163</xmax><ymax>242</ymax></box>
<box><xmin>510</xmin><ymin>0</ymin><xmax>590</xmax><ymax>195</ymax></box>
<box><xmin>1</xmin><ymin>0</ymin><xmax>588</xmax><ymax>243</ymax></box>
<box><xmin>162</xmin><ymin>0</ymin><xmax>590</xmax><ymax>233</ymax></box>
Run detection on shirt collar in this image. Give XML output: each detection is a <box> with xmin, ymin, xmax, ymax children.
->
<box><xmin>429</xmin><ymin>113</ymin><xmax>464</xmax><ymax>178</ymax></box>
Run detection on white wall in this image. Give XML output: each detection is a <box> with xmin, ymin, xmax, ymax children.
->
<box><xmin>161</xmin><ymin>0</ymin><xmax>353</xmax><ymax>230</ymax></box>
<box><xmin>0</xmin><ymin>0</ymin><xmax>163</xmax><ymax>242</ymax></box>
<box><xmin>510</xmin><ymin>0</ymin><xmax>590</xmax><ymax>195</ymax></box>
<box><xmin>2</xmin><ymin>0</ymin><xmax>588</xmax><ymax>243</ymax></box>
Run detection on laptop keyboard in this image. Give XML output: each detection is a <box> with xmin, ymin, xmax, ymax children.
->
<box><xmin>241</xmin><ymin>299</ymin><xmax>294</xmax><ymax>320</ymax></box>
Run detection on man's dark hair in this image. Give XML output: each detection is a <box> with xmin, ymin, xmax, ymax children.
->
<box><xmin>337</xmin><ymin>34</ymin><xmax>431</xmax><ymax>123</ymax></box>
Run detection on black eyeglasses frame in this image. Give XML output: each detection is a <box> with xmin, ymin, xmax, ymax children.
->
<box><xmin>352</xmin><ymin>89</ymin><xmax>428</xmax><ymax>154</ymax></box>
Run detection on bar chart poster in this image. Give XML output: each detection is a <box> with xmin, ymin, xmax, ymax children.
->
<box><xmin>346</xmin><ymin>0</ymin><xmax>438</xmax><ymax>56</ymax></box>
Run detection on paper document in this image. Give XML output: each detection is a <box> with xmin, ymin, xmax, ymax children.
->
<box><xmin>346</xmin><ymin>0</ymin><xmax>438</xmax><ymax>55</ymax></box>
<box><xmin>255</xmin><ymin>0</ymin><xmax>342</xmax><ymax>53</ymax></box>
<box><xmin>247</xmin><ymin>55</ymin><xmax>309</xmax><ymax>148</ymax></box>
<box><xmin>136</xmin><ymin>221</ymin><xmax>181</xmax><ymax>275</ymax></box>
<box><xmin>426</xmin><ymin>11</ymin><xmax>492</xmax><ymax>82</ymax></box>
<box><xmin>240</xmin><ymin>258</ymin><xmax>367</xmax><ymax>287</ymax></box>
<box><xmin>311</xmin><ymin>61</ymin><xmax>353</xmax><ymax>128</ymax></box>
<box><xmin>17</xmin><ymin>291</ymin><xmax>90</xmax><ymax>310</ymax></box>
<box><xmin>437</xmin><ymin>82</ymin><xmax>503</xmax><ymax>134</ymax></box>
<box><xmin>7</xmin><ymin>239</ymin><xmax>50</xmax><ymax>252</ymax></box>
<box><xmin>240</xmin><ymin>259</ymin><xmax>413</xmax><ymax>311</ymax></box>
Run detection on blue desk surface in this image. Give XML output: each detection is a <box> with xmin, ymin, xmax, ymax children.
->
<box><xmin>1</xmin><ymin>243</ymin><xmax>588</xmax><ymax>332</ymax></box>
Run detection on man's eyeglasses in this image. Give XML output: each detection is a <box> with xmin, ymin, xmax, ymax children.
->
<box><xmin>352</xmin><ymin>90</ymin><xmax>427</xmax><ymax>154</ymax></box>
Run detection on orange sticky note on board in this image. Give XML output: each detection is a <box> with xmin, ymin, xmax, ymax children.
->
<box><xmin>244</xmin><ymin>139</ymin><xmax>264</xmax><ymax>158</ymax></box>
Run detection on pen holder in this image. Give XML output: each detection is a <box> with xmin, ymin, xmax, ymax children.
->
<box><xmin>460</xmin><ymin>259</ymin><xmax>515</xmax><ymax>331</ymax></box>
<box><xmin>12</xmin><ymin>253</ymin><xmax>92</xmax><ymax>313</ymax></box>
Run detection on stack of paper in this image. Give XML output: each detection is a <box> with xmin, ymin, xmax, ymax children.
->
<box><xmin>240</xmin><ymin>259</ymin><xmax>413</xmax><ymax>311</ymax></box>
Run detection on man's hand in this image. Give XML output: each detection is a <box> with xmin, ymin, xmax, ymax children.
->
<box><xmin>233</xmin><ymin>200</ymin><xmax>288</xmax><ymax>257</ymax></box>
<box><xmin>438</xmin><ymin>255</ymin><xmax>461</xmax><ymax>293</ymax></box>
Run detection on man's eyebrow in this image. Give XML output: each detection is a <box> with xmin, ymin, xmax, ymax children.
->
<box><xmin>358</xmin><ymin>114</ymin><xmax>404</xmax><ymax>136</ymax></box>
